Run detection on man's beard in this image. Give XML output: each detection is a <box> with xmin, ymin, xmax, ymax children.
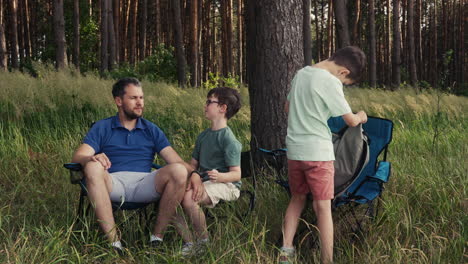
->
<box><xmin>123</xmin><ymin>107</ymin><xmax>142</xmax><ymax>120</ymax></box>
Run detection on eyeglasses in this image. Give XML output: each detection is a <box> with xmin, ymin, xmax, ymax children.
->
<box><xmin>205</xmin><ymin>99</ymin><xmax>220</xmax><ymax>105</ymax></box>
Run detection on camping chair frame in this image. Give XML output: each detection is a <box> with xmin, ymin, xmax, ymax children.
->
<box><xmin>64</xmin><ymin>162</ymin><xmax>161</xmax><ymax>227</ymax></box>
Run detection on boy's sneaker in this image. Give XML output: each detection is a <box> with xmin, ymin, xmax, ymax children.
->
<box><xmin>179</xmin><ymin>239</ymin><xmax>209</xmax><ymax>257</ymax></box>
<box><xmin>279</xmin><ymin>247</ymin><xmax>295</xmax><ymax>264</ymax></box>
<box><xmin>180</xmin><ymin>242</ymin><xmax>196</xmax><ymax>257</ymax></box>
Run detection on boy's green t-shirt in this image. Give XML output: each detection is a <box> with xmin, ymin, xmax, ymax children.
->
<box><xmin>286</xmin><ymin>66</ymin><xmax>352</xmax><ymax>161</ymax></box>
<box><xmin>192</xmin><ymin>126</ymin><xmax>242</xmax><ymax>187</ymax></box>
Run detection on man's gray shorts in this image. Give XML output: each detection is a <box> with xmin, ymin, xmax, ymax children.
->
<box><xmin>109</xmin><ymin>170</ymin><xmax>161</xmax><ymax>203</ymax></box>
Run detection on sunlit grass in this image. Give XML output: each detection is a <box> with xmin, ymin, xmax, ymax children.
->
<box><xmin>0</xmin><ymin>69</ymin><xmax>466</xmax><ymax>263</ymax></box>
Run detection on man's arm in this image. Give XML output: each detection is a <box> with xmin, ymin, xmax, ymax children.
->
<box><xmin>342</xmin><ymin>111</ymin><xmax>368</xmax><ymax>127</ymax></box>
<box><xmin>71</xmin><ymin>143</ymin><xmax>111</xmax><ymax>170</ymax></box>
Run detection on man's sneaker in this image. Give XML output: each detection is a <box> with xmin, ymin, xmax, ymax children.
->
<box><xmin>279</xmin><ymin>247</ymin><xmax>295</xmax><ymax>264</ymax></box>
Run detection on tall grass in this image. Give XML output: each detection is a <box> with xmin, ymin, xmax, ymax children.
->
<box><xmin>0</xmin><ymin>69</ymin><xmax>466</xmax><ymax>263</ymax></box>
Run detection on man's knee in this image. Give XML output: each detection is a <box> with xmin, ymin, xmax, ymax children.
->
<box><xmin>83</xmin><ymin>161</ymin><xmax>106</xmax><ymax>182</ymax></box>
<box><xmin>165</xmin><ymin>163</ymin><xmax>188</xmax><ymax>186</ymax></box>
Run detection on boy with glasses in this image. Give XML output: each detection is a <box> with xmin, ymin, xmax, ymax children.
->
<box><xmin>174</xmin><ymin>87</ymin><xmax>243</xmax><ymax>256</ymax></box>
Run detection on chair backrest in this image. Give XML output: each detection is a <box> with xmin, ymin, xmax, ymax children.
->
<box><xmin>328</xmin><ymin>116</ymin><xmax>393</xmax><ymax>196</ymax></box>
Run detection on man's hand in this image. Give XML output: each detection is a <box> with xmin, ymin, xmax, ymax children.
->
<box><xmin>188</xmin><ymin>173</ymin><xmax>205</xmax><ymax>202</ymax></box>
<box><xmin>208</xmin><ymin>169</ymin><xmax>220</xmax><ymax>183</ymax></box>
<box><xmin>91</xmin><ymin>153</ymin><xmax>111</xmax><ymax>170</ymax></box>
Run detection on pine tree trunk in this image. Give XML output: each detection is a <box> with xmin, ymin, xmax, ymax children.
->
<box><xmin>327</xmin><ymin>0</ymin><xmax>333</xmax><ymax>56</ymax></box>
<box><xmin>431</xmin><ymin>0</ymin><xmax>437</xmax><ymax>87</ymax></box>
<box><xmin>129</xmin><ymin>0</ymin><xmax>137</xmax><ymax>65</ymax></box>
<box><xmin>350</xmin><ymin>0</ymin><xmax>360</xmax><ymax>46</ymax></box>
<box><xmin>369</xmin><ymin>0</ymin><xmax>377</xmax><ymax>87</ymax></box>
<box><xmin>414</xmin><ymin>0</ymin><xmax>421</xmax><ymax>85</ymax></box>
<box><xmin>385</xmin><ymin>0</ymin><xmax>392</xmax><ymax>85</ymax></box>
<box><xmin>172</xmin><ymin>0</ymin><xmax>186</xmax><ymax>87</ymax></box>
<box><xmin>0</xmin><ymin>0</ymin><xmax>6</xmax><ymax>70</ymax></box>
<box><xmin>407</xmin><ymin>0</ymin><xmax>418</xmax><ymax>88</ymax></box>
<box><xmin>221</xmin><ymin>0</ymin><xmax>233</xmax><ymax>77</ymax></box>
<box><xmin>10</xmin><ymin>0</ymin><xmax>19</xmax><ymax>68</ymax></box>
<box><xmin>53</xmin><ymin>0</ymin><xmax>67</xmax><ymax>69</ymax></box>
<box><xmin>100</xmin><ymin>0</ymin><xmax>109</xmax><ymax>73</ymax></box>
<box><xmin>245</xmin><ymin>0</ymin><xmax>303</xmax><ymax>157</ymax></box>
<box><xmin>72</xmin><ymin>0</ymin><xmax>80</xmax><ymax>69</ymax></box>
<box><xmin>201</xmin><ymin>0</ymin><xmax>210</xmax><ymax>82</ymax></box>
<box><xmin>237</xmin><ymin>0</ymin><xmax>243</xmax><ymax>82</ymax></box>
<box><xmin>23</xmin><ymin>0</ymin><xmax>31</xmax><ymax>59</ymax></box>
<box><xmin>108</xmin><ymin>0</ymin><xmax>116</xmax><ymax>69</ymax></box>
<box><xmin>313</xmin><ymin>0</ymin><xmax>321</xmax><ymax>61</ymax></box>
<box><xmin>113</xmin><ymin>0</ymin><xmax>119</xmax><ymax>63</ymax></box>
<box><xmin>392</xmin><ymin>0</ymin><xmax>401</xmax><ymax>88</ymax></box>
<box><xmin>139</xmin><ymin>0</ymin><xmax>147</xmax><ymax>61</ymax></box>
<box><xmin>155</xmin><ymin>0</ymin><xmax>160</xmax><ymax>44</ymax></box>
<box><xmin>189</xmin><ymin>0</ymin><xmax>199</xmax><ymax>86</ymax></box>
<box><xmin>303</xmin><ymin>0</ymin><xmax>312</xmax><ymax>66</ymax></box>
<box><xmin>334</xmin><ymin>0</ymin><xmax>350</xmax><ymax>48</ymax></box>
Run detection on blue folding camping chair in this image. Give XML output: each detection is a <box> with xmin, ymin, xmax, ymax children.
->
<box><xmin>260</xmin><ymin>116</ymin><xmax>393</xmax><ymax>235</ymax></box>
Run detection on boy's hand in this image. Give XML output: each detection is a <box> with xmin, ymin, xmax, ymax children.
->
<box><xmin>188</xmin><ymin>174</ymin><xmax>205</xmax><ymax>201</ymax></box>
<box><xmin>357</xmin><ymin>111</ymin><xmax>368</xmax><ymax>124</ymax></box>
<box><xmin>208</xmin><ymin>169</ymin><xmax>220</xmax><ymax>183</ymax></box>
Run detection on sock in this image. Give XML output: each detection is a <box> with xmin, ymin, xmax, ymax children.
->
<box><xmin>280</xmin><ymin>246</ymin><xmax>295</xmax><ymax>254</ymax></box>
<box><xmin>198</xmin><ymin>238</ymin><xmax>209</xmax><ymax>244</ymax></box>
<box><xmin>150</xmin><ymin>234</ymin><xmax>163</xmax><ymax>243</ymax></box>
<box><xmin>111</xmin><ymin>241</ymin><xmax>123</xmax><ymax>249</ymax></box>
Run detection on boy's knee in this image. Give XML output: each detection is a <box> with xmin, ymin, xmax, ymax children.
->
<box><xmin>312</xmin><ymin>200</ymin><xmax>331</xmax><ymax>214</ymax></box>
<box><xmin>182</xmin><ymin>192</ymin><xmax>197</xmax><ymax>208</ymax></box>
<box><xmin>291</xmin><ymin>193</ymin><xmax>307</xmax><ymax>203</ymax></box>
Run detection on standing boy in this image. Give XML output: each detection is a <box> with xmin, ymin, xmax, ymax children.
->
<box><xmin>174</xmin><ymin>87</ymin><xmax>243</xmax><ymax>256</ymax></box>
<box><xmin>281</xmin><ymin>46</ymin><xmax>368</xmax><ymax>264</ymax></box>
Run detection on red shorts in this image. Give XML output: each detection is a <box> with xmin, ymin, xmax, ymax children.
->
<box><xmin>287</xmin><ymin>160</ymin><xmax>334</xmax><ymax>200</ymax></box>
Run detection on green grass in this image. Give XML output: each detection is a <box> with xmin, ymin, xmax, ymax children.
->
<box><xmin>0</xmin><ymin>69</ymin><xmax>466</xmax><ymax>263</ymax></box>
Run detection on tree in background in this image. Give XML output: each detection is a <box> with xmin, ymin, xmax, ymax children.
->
<box><xmin>0</xmin><ymin>0</ymin><xmax>6</xmax><ymax>70</ymax></box>
<box><xmin>246</xmin><ymin>0</ymin><xmax>303</xmax><ymax>157</ymax></box>
<box><xmin>53</xmin><ymin>0</ymin><xmax>67</xmax><ymax>69</ymax></box>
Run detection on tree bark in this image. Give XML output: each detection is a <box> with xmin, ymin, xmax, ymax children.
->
<box><xmin>431</xmin><ymin>0</ymin><xmax>437</xmax><ymax>87</ymax></box>
<box><xmin>189</xmin><ymin>0</ymin><xmax>199</xmax><ymax>86</ymax></box>
<box><xmin>10</xmin><ymin>0</ymin><xmax>19</xmax><ymax>68</ymax></box>
<box><xmin>108</xmin><ymin>0</ymin><xmax>116</xmax><ymax>69</ymax></box>
<box><xmin>326</xmin><ymin>0</ymin><xmax>333</xmax><ymax>56</ymax></box>
<box><xmin>100</xmin><ymin>0</ymin><xmax>109</xmax><ymax>73</ymax></box>
<box><xmin>368</xmin><ymin>0</ymin><xmax>377</xmax><ymax>87</ymax></box>
<box><xmin>334</xmin><ymin>0</ymin><xmax>350</xmax><ymax>48</ymax></box>
<box><xmin>0</xmin><ymin>0</ymin><xmax>6</xmax><ymax>70</ymax></box>
<box><xmin>407</xmin><ymin>0</ymin><xmax>418</xmax><ymax>88</ymax></box>
<box><xmin>113</xmin><ymin>0</ymin><xmax>119</xmax><ymax>63</ymax></box>
<box><xmin>155</xmin><ymin>0</ymin><xmax>161</xmax><ymax>44</ymax></box>
<box><xmin>139</xmin><ymin>0</ymin><xmax>147</xmax><ymax>61</ymax></box>
<box><xmin>245</xmin><ymin>0</ymin><xmax>303</xmax><ymax>158</ymax></box>
<box><xmin>221</xmin><ymin>0</ymin><xmax>233</xmax><ymax>77</ymax></box>
<box><xmin>350</xmin><ymin>0</ymin><xmax>360</xmax><ymax>45</ymax></box>
<box><xmin>237</xmin><ymin>0</ymin><xmax>243</xmax><ymax>82</ymax></box>
<box><xmin>72</xmin><ymin>0</ymin><xmax>80</xmax><ymax>69</ymax></box>
<box><xmin>303</xmin><ymin>0</ymin><xmax>312</xmax><ymax>66</ymax></box>
<box><xmin>172</xmin><ymin>0</ymin><xmax>186</xmax><ymax>87</ymax></box>
<box><xmin>22</xmin><ymin>0</ymin><xmax>31</xmax><ymax>59</ymax></box>
<box><xmin>392</xmin><ymin>0</ymin><xmax>401</xmax><ymax>88</ymax></box>
<box><xmin>53</xmin><ymin>0</ymin><xmax>68</xmax><ymax>69</ymax></box>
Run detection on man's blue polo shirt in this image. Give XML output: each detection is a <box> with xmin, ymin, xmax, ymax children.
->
<box><xmin>83</xmin><ymin>114</ymin><xmax>170</xmax><ymax>173</ymax></box>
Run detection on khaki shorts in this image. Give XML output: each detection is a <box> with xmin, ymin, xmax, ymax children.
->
<box><xmin>109</xmin><ymin>170</ymin><xmax>160</xmax><ymax>203</ymax></box>
<box><xmin>204</xmin><ymin>181</ymin><xmax>240</xmax><ymax>208</ymax></box>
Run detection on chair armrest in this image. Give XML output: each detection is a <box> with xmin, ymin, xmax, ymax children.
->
<box><xmin>369</xmin><ymin>161</ymin><xmax>391</xmax><ymax>183</ymax></box>
<box><xmin>64</xmin><ymin>163</ymin><xmax>84</xmax><ymax>184</ymax></box>
<box><xmin>152</xmin><ymin>163</ymin><xmax>162</xmax><ymax>169</ymax></box>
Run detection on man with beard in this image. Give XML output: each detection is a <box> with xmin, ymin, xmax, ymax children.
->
<box><xmin>71</xmin><ymin>77</ymin><xmax>189</xmax><ymax>253</ymax></box>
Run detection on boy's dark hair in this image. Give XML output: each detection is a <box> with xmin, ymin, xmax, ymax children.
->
<box><xmin>112</xmin><ymin>77</ymin><xmax>141</xmax><ymax>98</ymax></box>
<box><xmin>329</xmin><ymin>46</ymin><xmax>366</xmax><ymax>82</ymax></box>
<box><xmin>207</xmin><ymin>87</ymin><xmax>241</xmax><ymax>119</ymax></box>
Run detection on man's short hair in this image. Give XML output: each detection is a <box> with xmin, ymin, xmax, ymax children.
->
<box><xmin>207</xmin><ymin>87</ymin><xmax>242</xmax><ymax>120</ymax></box>
<box><xmin>329</xmin><ymin>46</ymin><xmax>366</xmax><ymax>82</ymax></box>
<box><xmin>112</xmin><ymin>77</ymin><xmax>142</xmax><ymax>98</ymax></box>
